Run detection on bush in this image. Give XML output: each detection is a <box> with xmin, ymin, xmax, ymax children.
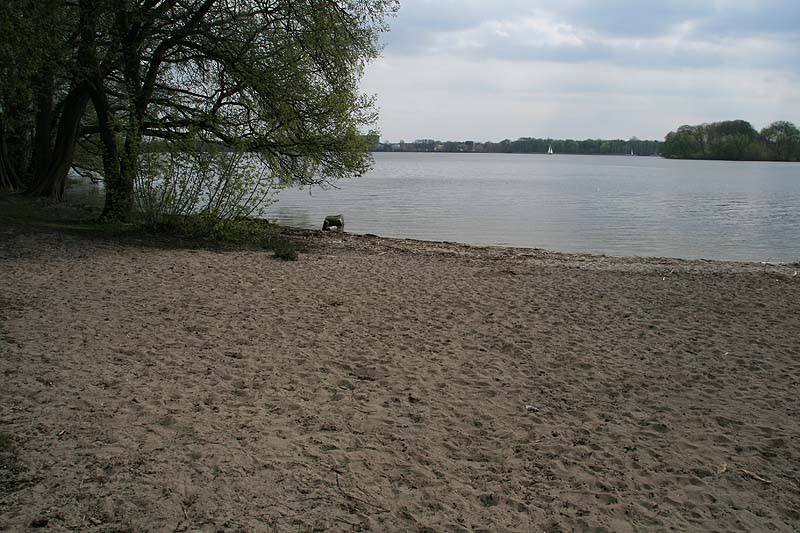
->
<box><xmin>143</xmin><ymin>214</ymin><xmax>300</xmax><ymax>259</ymax></box>
<box><xmin>270</xmin><ymin>239</ymin><xmax>298</xmax><ymax>261</ymax></box>
<box><xmin>207</xmin><ymin>217</ymin><xmax>299</xmax><ymax>260</ymax></box>
<box><xmin>135</xmin><ymin>139</ymin><xmax>278</xmax><ymax>232</ymax></box>
<box><xmin>134</xmin><ymin>143</ymin><xmax>302</xmax><ymax>258</ymax></box>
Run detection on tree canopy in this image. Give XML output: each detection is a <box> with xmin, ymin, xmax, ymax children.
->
<box><xmin>662</xmin><ymin>120</ymin><xmax>800</xmax><ymax>161</ymax></box>
<box><xmin>0</xmin><ymin>0</ymin><xmax>398</xmax><ymax>221</ymax></box>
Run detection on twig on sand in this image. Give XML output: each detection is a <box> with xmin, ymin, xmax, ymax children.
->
<box><xmin>740</xmin><ymin>468</ymin><xmax>772</xmax><ymax>484</ymax></box>
<box><xmin>333</xmin><ymin>516</ymin><xmax>362</xmax><ymax>527</ymax></box>
<box><xmin>334</xmin><ymin>471</ymin><xmax>390</xmax><ymax>513</ymax></box>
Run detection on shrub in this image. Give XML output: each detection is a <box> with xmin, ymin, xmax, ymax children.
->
<box><xmin>270</xmin><ymin>239</ymin><xmax>298</xmax><ymax>261</ymax></box>
<box><xmin>135</xmin><ymin>139</ymin><xmax>278</xmax><ymax>233</ymax></box>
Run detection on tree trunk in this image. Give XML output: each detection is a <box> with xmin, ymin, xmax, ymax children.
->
<box><xmin>99</xmin><ymin>135</ymin><xmax>136</xmax><ymax>222</ymax></box>
<box><xmin>29</xmin><ymin>75</ymin><xmax>55</xmax><ymax>187</ymax></box>
<box><xmin>0</xmin><ymin>118</ymin><xmax>22</xmax><ymax>191</ymax></box>
<box><xmin>102</xmin><ymin>138</ymin><xmax>137</xmax><ymax>222</ymax></box>
<box><xmin>27</xmin><ymin>86</ymin><xmax>89</xmax><ymax>200</ymax></box>
<box><xmin>98</xmin><ymin>2</ymin><xmax>146</xmax><ymax>223</ymax></box>
<box><xmin>91</xmin><ymin>84</ymin><xmax>134</xmax><ymax>222</ymax></box>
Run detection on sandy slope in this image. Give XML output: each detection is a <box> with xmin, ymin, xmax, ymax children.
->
<box><xmin>1</xmin><ymin>227</ymin><xmax>799</xmax><ymax>532</ymax></box>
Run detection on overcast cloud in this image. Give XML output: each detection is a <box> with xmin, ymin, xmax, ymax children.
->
<box><xmin>361</xmin><ymin>0</ymin><xmax>800</xmax><ymax>141</ymax></box>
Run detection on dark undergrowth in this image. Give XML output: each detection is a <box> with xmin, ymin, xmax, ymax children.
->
<box><xmin>0</xmin><ymin>192</ymin><xmax>301</xmax><ymax>260</ymax></box>
<box><xmin>142</xmin><ymin>214</ymin><xmax>300</xmax><ymax>260</ymax></box>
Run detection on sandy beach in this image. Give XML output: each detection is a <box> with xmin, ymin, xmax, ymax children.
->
<box><xmin>1</xmin><ymin>225</ymin><xmax>799</xmax><ymax>532</ymax></box>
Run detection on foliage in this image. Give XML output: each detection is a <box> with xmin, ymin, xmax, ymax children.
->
<box><xmin>759</xmin><ymin>121</ymin><xmax>800</xmax><ymax>161</ymax></box>
<box><xmin>207</xmin><ymin>219</ymin><xmax>299</xmax><ymax>260</ymax></box>
<box><xmin>663</xmin><ymin>120</ymin><xmax>800</xmax><ymax>161</ymax></box>
<box><xmin>134</xmin><ymin>140</ymin><xmax>301</xmax><ymax>258</ymax></box>
<box><xmin>1</xmin><ymin>0</ymin><xmax>397</xmax><ymax>220</ymax></box>
<box><xmin>142</xmin><ymin>213</ymin><xmax>299</xmax><ymax>260</ymax></box>
<box><xmin>135</xmin><ymin>138</ymin><xmax>277</xmax><ymax>231</ymax></box>
<box><xmin>0</xmin><ymin>0</ymin><xmax>78</xmax><ymax>191</ymax></box>
<box><xmin>81</xmin><ymin>0</ymin><xmax>398</xmax><ymax>221</ymax></box>
<box><xmin>270</xmin><ymin>239</ymin><xmax>299</xmax><ymax>261</ymax></box>
<box><xmin>379</xmin><ymin>137</ymin><xmax>662</xmax><ymax>155</ymax></box>
<box><xmin>664</xmin><ymin>125</ymin><xmax>706</xmax><ymax>159</ymax></box>
<box><xmin>482</xmin><ymin>137</ymin><xmax>661</xmax><ymax>156</ymax></box>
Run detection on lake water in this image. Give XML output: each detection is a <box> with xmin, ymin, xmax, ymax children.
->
<box><xmin>270</xmin><ymin>153</ymin><xmax>800</xmax><ymax>262</ymax></box>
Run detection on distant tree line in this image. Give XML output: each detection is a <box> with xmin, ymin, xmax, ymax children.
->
<box><xmin>480</xmin><ymin>137</ymin><xmax>660</xmax><ymax>156</ymax></box>
<box><xmin>662</xmin><ymin>120</ymin><xmax>800</xmax><ymax>161</ymax></box>
<box><xmin>377</xmin><ymin>137</ymin><xmax>661</xmax><ymax>155</ymax></box>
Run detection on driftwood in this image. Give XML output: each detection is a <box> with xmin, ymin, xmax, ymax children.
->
<box><xmin>740</xmin><ymin>468</ymin><xmax>772</xmax><ymax>484</ymax></box>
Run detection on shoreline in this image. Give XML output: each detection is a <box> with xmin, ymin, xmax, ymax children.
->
<box><xmin>2</xmin><ymin>225</ymin><xmax>799</xmax><ymax>531</ymax></box>
<box><xmin>6</xmin><ymin>188</ymin><xmax>795</xmax><ymax>267</ymax></box>
<box><xmin>286</xmin><ymin>226</ymin><xmax>800</xmax><ymax>272</ymax></box>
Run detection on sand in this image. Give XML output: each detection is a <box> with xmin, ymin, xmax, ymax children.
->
<box><xmin>1</xmin><ymin>226</ymin><xmax>799</xmax><ymax>532</ymax></box>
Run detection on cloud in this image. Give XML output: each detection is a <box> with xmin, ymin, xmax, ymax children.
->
<box><xmin>383</xmin><ymin>0</ymin><xmax>799</xmax><ymax>71</ymax></box>
<box><xmin>692</xmin><ymin>0</ymin><xmax>800</xmax><ymax>37</ymax></box>
<box><xmin>364</xmin><ymin>0</ymin><xmax>800</xmax><ymax>141</ymax></box>
<box><xmin>544</xmin><ymin>0</ymin><xmax>706</xmax><ymax>37</ymax></box>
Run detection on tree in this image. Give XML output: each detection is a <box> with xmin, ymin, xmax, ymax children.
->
<box><xmin>0</xmin><ymin>1</ymin><xmax>42</xmax><ymax>191</ymax></box>
<box><xmin>78</xmin><ymin>0</ymin><xmax>397</xmax><ymax>221</ymax></box>
<box><xmin>663</xmin><ymin>119</ymin><xmax>799</xmax><ymax>162</ymax></box>
<box><xmin>0</xmin><ymin>0</ymin><xmax>93</xmax><ymax>198</ymax></box>
<box><xmin>760</xmin><ymin>121</ymin><xmax>800</xmax><ymax>161</ymax></box>
<box><xmin>704</xmin><ymin>120</ymin><xmax>757</xmax><ymax>160</ymax></box>
<box><xmin>663</xmin><ymin>125</ymin><xmax>706</xmax><ymax>159</ymax></box>
<box><xmin>2</xmin><ymin>0</ymin><xmax>397</xmax><ymax>217</ymax></box>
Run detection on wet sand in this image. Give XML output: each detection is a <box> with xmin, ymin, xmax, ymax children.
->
<box><xmin>1</xmin><ymin>227</ymin><xmax>799</xmax><ymax>531</ymax></box>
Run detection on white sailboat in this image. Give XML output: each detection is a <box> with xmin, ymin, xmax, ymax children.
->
<box><xmin>547</xmin><ymin>145</ymin><xmax>554</xmax><ymax>155</ymax></box>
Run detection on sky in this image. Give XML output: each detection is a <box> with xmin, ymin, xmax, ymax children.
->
<box><xmin>361</xmin><ymin>0</ymin><xmax>800</xmax><ymax>142</ymax></box>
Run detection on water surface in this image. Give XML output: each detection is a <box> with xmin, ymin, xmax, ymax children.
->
<box><xmin>271</xmin><ymin>153</ymin><xmax>800</xmax><ymax>262</ymax></box>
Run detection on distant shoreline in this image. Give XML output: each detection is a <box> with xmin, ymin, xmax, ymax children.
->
<box><xmin>371</xmin><ymin>151</ymin><xmax>800</xmax><ymax>163</ymax></box>
<box><xmin>371</xmin><ymin>150</ymin><xmax>662</xmax><ymax>156</ymax></box>
<box><xmin>289</xmin><ymin>227</ymin><xmax>800</xmax><ymax>267</ymax></box>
